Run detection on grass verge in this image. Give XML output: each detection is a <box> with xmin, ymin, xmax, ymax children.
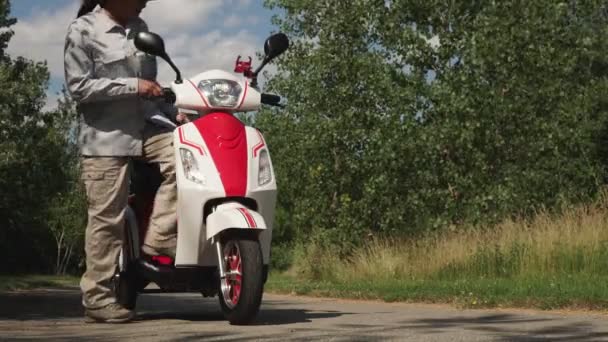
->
<box><xmin>266</xmin><ymin>273</ymin><xmax>608</xmax><ymax>310</ymax></box>
<box><xmin>267</xmin><ymin>195</ymin><xmax>608</xmax><ymax>311</ymax></box>
<box><xmin>0</xmin><ymin>275</ymin><xmax>79</xmax><ymax>292</ymax></box>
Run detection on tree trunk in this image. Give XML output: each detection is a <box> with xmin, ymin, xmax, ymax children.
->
<box><xmin>54</xmin><ymin>230</ymin><xmax>65</xmax><ymax>275</ymax></box>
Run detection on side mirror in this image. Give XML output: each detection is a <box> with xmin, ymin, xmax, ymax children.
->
<box><xmin>250</xmin><ymin>33</ymin><xmax>289</xmax><ymax>88</ymax></box>
<box><xmin>264</xmin><ymin>33</ymin><xmax>290</xmax><ymax>61</ymax></box>
<box><xmin>135</xmin><ymin>31</ymin><xmax>183</xmax><ymax>84</ymax></box>
<box><xmin>134</xmin><ymin>31</ymin><xmax>166</xmax><ymax>57</ymax></box>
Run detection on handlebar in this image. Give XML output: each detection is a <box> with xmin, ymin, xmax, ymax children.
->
<box><xmin>261</xmin><ymin>93</ymin><xmax>283</xmax><ymax>107</ymax></box>
<box><xmin>162</xmin><ymin>88</ymin><xmax>176</xmax><ymax>104</ymax></box>
<box><xmin>160</xmin><ymin>89</ymin><xmax>284</xmax><ymax>109</ymax></box>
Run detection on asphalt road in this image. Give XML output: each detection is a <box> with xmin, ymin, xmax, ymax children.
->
<box><xmin>0</xmin><ymin>288</ymin><xmax>607</xmax><ymax>341</ymax></box>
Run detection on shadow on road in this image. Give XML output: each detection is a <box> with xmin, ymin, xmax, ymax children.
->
<box><xmin>403</xmin><ymin>313</ymin><xmax>608</xmax><ymax>342</ymax></box>
<box><xmin>0</xmin><ymin>288</ymin><xmax>350</xmax><ymax>327</ymax></box>
<box><xmin>136</xmin><ymin>296</ymin><xmax>350</xmax><ymax>325</ymax></box>
<box><xmin>2</xmin><ymin>289</ymin><xmax>608</xmax><ymax>341</ymax></box>
<box><xmin>254</xmin><ymin>308</ymin><xmax>349</xmax><ymax>325</ymax></box>
<box><xmin>0</xmin><ymin>288</ymin><xmax>83</xmax><ymax>320</ymax></box>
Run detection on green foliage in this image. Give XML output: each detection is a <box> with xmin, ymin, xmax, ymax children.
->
<box><xmin>0</xmin><ymin>0</ymin><xmax>83</xmax><ymax>274</ymax></box>
<box><xmin>267</xmin><ymin>273</ymin><xmax>608</xmax><ymax>310</ymax></box>
<box><xmin>45</xmin><ymin>93</ymin><xmax>86</xmax><ymax>275</ymax></box>
<box><xmin>258</xmin><ymin>0</ymin><xmax>608</xmax><ymax>249</ymax></box>
<box><xmin>267</xmin><ymin>196</ymin><xmax>608</xmax><ymax>310</ymax></box>
<box><xmin>0</xmin><ymin>275</ymin><xmax>78</xmax><ymax>292</ymax></box>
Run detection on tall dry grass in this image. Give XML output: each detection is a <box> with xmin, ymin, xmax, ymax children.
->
<box><xmin>291</xmin><ymin>194</ymin><xmax>608</xmax><ymax>282</ymax></box>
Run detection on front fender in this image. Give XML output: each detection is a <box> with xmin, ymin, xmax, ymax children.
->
<box><xmin>206</xmin><ymin>202</ymin><xmax>267</xmax><ymax>240</ymax></box>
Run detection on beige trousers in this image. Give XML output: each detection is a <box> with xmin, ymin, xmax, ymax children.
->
<box><xmin>80</xmin><ymin>130</ymin><xmax>177</xmax><ymax>309</ymax></box>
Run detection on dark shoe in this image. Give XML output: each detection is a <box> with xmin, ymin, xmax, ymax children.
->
<box><xmin>85</xmin><ymin>303</ymin><xmax>134</xmax><ymax>324</ymax></box>
<box><xmin>141</xmin><ymin>244</ymin><xmax>176</xmax><ymax>259</ymax></box>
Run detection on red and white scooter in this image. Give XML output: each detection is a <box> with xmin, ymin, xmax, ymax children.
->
<box><xmin>115</xmin><ymin>31</ymin><xmax>289</xmax><ymax>325</ymax></box>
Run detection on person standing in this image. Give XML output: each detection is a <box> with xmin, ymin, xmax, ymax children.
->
<box><xmin>65</xmin><ymin>0</ymin><xmax>179</xmax><ymax>323</ymax></box>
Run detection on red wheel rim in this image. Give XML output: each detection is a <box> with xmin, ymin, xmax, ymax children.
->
<box><xmin>222</xmin><ymin>241</ymin><xmax>242</xmax><ymax>308</ymax></box>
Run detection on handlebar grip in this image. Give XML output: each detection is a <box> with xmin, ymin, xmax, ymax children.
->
<box><xmin>261</xmin><ymin>93</ymin><xmax>282</xmax><ymax>106</ymax></box>
<box><xmin>162</xmin><ymin>88</ymin><xmax>176</xmax><ymax>104</ymax></box>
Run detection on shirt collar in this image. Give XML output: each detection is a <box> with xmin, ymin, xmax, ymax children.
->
<box><xmin>94</xmin><ymin>7</ymin><xmax>124</xmax><ymax>33</ymax></box>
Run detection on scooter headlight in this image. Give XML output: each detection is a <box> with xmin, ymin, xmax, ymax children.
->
<box><xmin>180</xmin><ymin>148</ymin><xmax>206</xmax><ymax>185</ymax></box>
<box><xmin>258</xmin><ymin>150</ymin><xmax>272</xmax><ymax>186</ymax></box>
<box><xmin>198</xmin><ymin>79</ymin><xmax>243</xmax><ymax>108</ymax></box>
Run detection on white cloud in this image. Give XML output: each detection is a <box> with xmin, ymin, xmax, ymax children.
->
<box><xmin>7</xmin><ymin>2</ymin><xmax>78</xmax><ymax>82</ymax></box>
<box><xmin>141</xmin><ymin>0</ymin><xmax>259</xmax><ymax>34</ymax></box>
<box><xmin>224</xmin><ymin>14</ymin><xmax>261</xmax><ymax>29</ymax></box>
<box><xmin>141</xmin><ymin>0</ymin><xmax>263</xmax><ymax>84</ymax></box>
<box><xmin>141</xmin><ymin>0</ymin><xmax>223</xmax><ymax>35</ymax></box>
<box><xmin>157</xmin><ymin>29</ymin><xmax>259</xmax><ymax>84</ymax></box>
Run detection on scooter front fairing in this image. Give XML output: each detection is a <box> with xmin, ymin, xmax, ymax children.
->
<box><xmin>173</xmin><ymin>112</ymin><xmax>277</xmax><ymax>267</ymax></box>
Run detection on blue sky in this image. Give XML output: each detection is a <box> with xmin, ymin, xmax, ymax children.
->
<box><xmin>8</xmin><ymin>0</ymin><xmax>278</xmax><ymax>110</ymax></box>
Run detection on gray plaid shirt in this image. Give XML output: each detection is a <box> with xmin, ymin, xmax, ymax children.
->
<box><xmin>64</xmin><ymin>8</ymin><xmax>176</xmax><ymax>156</ymax></box>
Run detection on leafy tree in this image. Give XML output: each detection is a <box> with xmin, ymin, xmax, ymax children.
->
<box><xmin>45</xmin><ymin>91</ymin><xmax>86</xmax><ymax>275</ymax></box>
<box><xmin>0</xmin><ymin>0</ymin><xmax>82</xmax><ymax>274</ymax></box>
<box><xmin>258</xmin><ymin>0</ymin><xmax>608</xmax><ymax>249</ymax></box>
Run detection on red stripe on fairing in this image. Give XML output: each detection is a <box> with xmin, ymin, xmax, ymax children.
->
<box><xmin>252</xmin><ymin>130</ymin><xmax>266</xmax><ymax>157</ymax></box>
<box><xmin>238</xmin><ymin>81</ymin><xmax>249</xmax><ymax>109</ymax></box>
<box><xmin>193</xmin><ymin>112</ymin><xmax>248</xmax><ymax>196</ymax></box>
<box><xmin>188</xmin><ymin>79</ymin><xmax>210</xmax><ymax>108</ymax></box>
<box><xmin>238</xmin><ymin>208</ymin><xmax>257</xmax><ymax>228</ymax></box>
<box><xmin>237</xmin><ymin>208</ymin><xmax>251</xmax><ymax>228</ymax></box>
<box><xmin>178</xmin><ymin>127</ymin><xmax>205</xmax><ymax>156</ymax></box>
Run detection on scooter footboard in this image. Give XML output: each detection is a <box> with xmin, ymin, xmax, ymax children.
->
<box><xmin>207</xmin><ymin>203</ymin><xmax>267</xmax><ymax>239</ymax></box>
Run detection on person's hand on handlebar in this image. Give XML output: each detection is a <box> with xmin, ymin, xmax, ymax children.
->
<box><xmin>138</xmin><ymin>79</ymin><xmax>163</xmax><ymax>98</ymax></box>
<box><xmin>176</xmin><ymin>112</ymin><xmax>190</xmax><ymax>124</ymax></box>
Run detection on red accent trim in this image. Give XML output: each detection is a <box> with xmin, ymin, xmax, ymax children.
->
<box><xmin>238</xmin><ymin>82</ymin><xmax>249</xmax><ymax>109</ymax></box>
<box><xmin>252</xmin><ymin>130</ymin><xmax>266</xmax><ymax>157</ymax></box>
<box><xmin>152</xmin><ymin>256</ymin><xmax>174</xmax><ymax>266</ymax></box>
<box><xmin>188</xmin><ymin>79</ymin><xmax>210</xmax><ymax>108</ymax></box>
<box><xmin>193</xmin><ymin>112</ymin><xmax>248</xmax><ymax>196</ymax></box>
<box><xmin>237</xmin><ymin>208</ymin><xmax>251</xmax><ymax>228</ymax></box>
<box><xmin>178</xmin><ymin>127</ymin><xmax>205</xmax><ymax>156</ymax></box>
<box><xmin>237</xmin><ymin>208</ymin><xmax>257</xmax><ymax>228</ymax></box>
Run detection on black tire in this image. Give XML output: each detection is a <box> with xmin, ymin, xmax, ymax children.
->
<box><xmin>116</xmin><ymin>266</ymin><xmax>138</xmax><ymax>311</ymax></box>
<box><xmin>218</xmin><ymin>232</ymin><xmax>264</xmax><ymax>325</ymax></box>
<box><xmin>116</xmin><ymin>210</ymin><xmax>139</xmax><ymax>311</ymax></box>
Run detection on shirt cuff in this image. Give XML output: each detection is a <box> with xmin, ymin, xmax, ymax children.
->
<box><xmin>124</xmin><ymin>78</ymin><xmax>139</xmax><ymax>95</ymax></box>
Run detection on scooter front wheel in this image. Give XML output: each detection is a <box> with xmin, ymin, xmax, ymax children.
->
<box><xmin>218</xmin><ymin>232</ymin><xmax>264</xmax><ymax>325</ymax></box>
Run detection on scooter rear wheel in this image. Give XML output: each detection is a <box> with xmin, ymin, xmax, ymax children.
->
<box><xmin>116</xmin><ymin>266</ymin><xmax>138</xmax><ymax>311</ymax></box>
<box><xmin>116</xmin><ymin>210</ymin><xmax>139</xmax><ymax>311</ymax></box>
<box><xmin>218</xmin><ymin>232</ymin><xmax>264</xmax><ymax>325</ymax></box>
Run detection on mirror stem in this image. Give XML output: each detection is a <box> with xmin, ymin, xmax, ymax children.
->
<box><xmin>168</xmin><ymin>60</ymin><xmax>183</xmax><ymax>84</ymax></box>
<box><xmin>250</xmin><ymin>57</ymin><xmax>270</xmax><ymax>88</ymax></box>
<box><xmin>162</xmin><ymin>54</ymin><xmax>183</xmax><ymax>84</ymax></box>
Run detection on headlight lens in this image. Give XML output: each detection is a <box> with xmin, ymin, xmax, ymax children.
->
<box><xmin>258</xmin><ymin>150</ymin><xmax>272</xmax><ymax>186</ymax></box>
<box><xmin>180</xmin><ymin>148</ymin><xmax>206</xmax><ymax>185</ymax></box>
<box><xmin>198</xmin><ymin>79</ymin><xmax>243</xmax><ymax>108</ymax></box>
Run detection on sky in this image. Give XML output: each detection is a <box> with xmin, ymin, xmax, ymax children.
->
<box><xmin>7</xmin><ymin>0</ymin><xmax>278</xmax><ymax>110</ymax></box>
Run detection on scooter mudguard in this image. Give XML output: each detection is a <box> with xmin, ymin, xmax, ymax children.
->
<box><xmin>206</xmin><ymin>203</ymin><xmax>267</xmax><ymax>240</ymax></box>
